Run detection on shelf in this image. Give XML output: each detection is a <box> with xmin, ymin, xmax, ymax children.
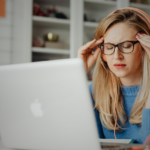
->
<box><xmin>32</xmin><ymin>16</ymin><xmax>70</xmax><ymax>25</ymax></box>
<box><xmin>34</xmin><ymin>0</ymin><xmax>70</xmax><ymax>7</ymax></box>
<box><xmin>84</xmin><ymin>0</ymin><xmax>117</xmax><ymax>20</ymax></box>
<box><xmin>84</xmin><ymin>21</ymin><xmax>99</xmax><ymax>28</ymax></box>
<box><xmin>32</xmin><ymin>47</ymin><xmax>70</xmax><ymax>55</ymax></box>
<box><xmin>130</xmin><ymin>2</ymin><xmax>150</xmax><ymax>10</ymax></box>
<box><xmin>84</xmin><ymin>0</ymin><xmax>116</xmax><ymax>6</ymax></box>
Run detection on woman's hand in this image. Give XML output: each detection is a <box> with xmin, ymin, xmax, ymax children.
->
<box><xmin>136</xmin><ymin>33</ymin><xmax>150</xmax><ymax>59</ymax></box>
<box><xmin>136</xmin><ymin>33</ymin><xmax>150</xmax><ymax>108</ymax></box>
<box><xmin>77</xmin><ymin>37</ymin><xmax>104</xmax><ymax>73</ymax></box>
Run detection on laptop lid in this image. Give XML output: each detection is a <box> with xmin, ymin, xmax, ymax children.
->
<box><xmin>0</xmin><ymin>58</ymin><xmax>101</xmax><ymax>150</ymax></box>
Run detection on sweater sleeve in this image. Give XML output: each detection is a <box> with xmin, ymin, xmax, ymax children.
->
<box><xmin>134</xmin><ymin>107</ymin><xmax>150</xmax><ymax>144</ymax></box>
<box><xmin>89</xmin><ymin>83</ymin><xmax>105</xmax><ymax>138</ymax></box>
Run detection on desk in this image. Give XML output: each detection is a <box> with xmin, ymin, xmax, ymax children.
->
<box><xmin>0</xmin><ymin>139</ymin><xmax>148</xmax><ymax>150</ymax></box>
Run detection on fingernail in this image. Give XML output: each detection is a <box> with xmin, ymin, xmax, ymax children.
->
<box><xmin>139</xmin><ymin>32</ymin><xmax>144</xmax><ymax>34</ymax></box>
<box><xmin>138</xmin><ymin>32</ymin><xmax>144</xmax><ymax>36</ymax></box>
<box><xmin>136</xmin><ymin>35</ymin><xmax>140</xmax><ymax>39</ymax></box>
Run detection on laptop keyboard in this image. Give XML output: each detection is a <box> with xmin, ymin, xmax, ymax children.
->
<box><xmin>100</xmin><ymin>142</ymin><xmax>132</xmax><ymax>150</ymax></box>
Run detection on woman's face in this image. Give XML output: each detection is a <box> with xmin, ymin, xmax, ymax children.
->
<box><xmin>103</xmin><ymin>22</ymin><xmax>143</xmax><ymax>86</ymax></box>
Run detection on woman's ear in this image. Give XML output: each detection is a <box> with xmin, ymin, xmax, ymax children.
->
<box><xmin>102</xmin><ymin>54</ymin><xmax>107</xmax><ymax>62</ymax></box>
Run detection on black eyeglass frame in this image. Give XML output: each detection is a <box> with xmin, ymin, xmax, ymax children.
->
<box><xmin>98</xmin><ymin>40</ymin><xmax>140</xmax><ymax>55</ymax></box>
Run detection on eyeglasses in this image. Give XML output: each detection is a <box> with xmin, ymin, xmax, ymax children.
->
<box><xmin>98</xmin><ymin>41</ymin><xmax>139</xmax><ymax>55</ymax></box>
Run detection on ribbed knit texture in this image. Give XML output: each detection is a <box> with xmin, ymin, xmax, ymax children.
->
<box><xmin>89</xmin><ymin>83</ymin><xmax>150</xmax><ymax>144</ymax></box>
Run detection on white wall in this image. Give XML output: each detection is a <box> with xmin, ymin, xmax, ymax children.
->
<box><xmin>0</xmin><ymin>0</ymin><xmax>13</xmax><ymax>65</ymax></box>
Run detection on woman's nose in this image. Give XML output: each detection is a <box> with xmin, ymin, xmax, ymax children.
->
<box><xmin>113</xmin><ymin>47</ymin><xmax>123</xmax><ymax>59</ymax></box>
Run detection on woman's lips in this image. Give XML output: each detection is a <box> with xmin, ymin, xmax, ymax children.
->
<box><xmin>114</xmin><ymin>64</ymin><xmax>126</xmax><ymax>69</ymax></box>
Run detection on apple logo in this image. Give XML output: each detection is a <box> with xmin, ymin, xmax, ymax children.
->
<box><xmin>30</xmin><ymin>98</ymin><xmax>44</xmax><ymax>117</ymax></box>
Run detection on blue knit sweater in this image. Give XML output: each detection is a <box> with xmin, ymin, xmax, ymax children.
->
<box><xmin>89</xmin><ymin>83</ymin><xmax>150</xmax><ymax>144</ymax></box>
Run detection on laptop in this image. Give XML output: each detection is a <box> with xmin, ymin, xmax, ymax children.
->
<box><xmin>0</xmin><ymin>58</ymin><xmax>140</xmax><ymax>150</ymax></box>
<box><xmin>0</xmin><ymin>58</ymin><xmax>101</xmax><ymax>150</ymax></box>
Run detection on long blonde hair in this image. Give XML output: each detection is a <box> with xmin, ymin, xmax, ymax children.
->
<box><xmin>92</xmin><ymin>9</ymin><xmax>150</xmax><ymax>131</ymax></box>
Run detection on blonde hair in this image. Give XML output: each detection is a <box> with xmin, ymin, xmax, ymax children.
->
<box><xmin>92</xmin><ymin>9</ymin><xmax>150</xmax><ymax>131</ymax></box>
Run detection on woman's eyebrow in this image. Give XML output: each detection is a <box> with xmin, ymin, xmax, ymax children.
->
<box><xmin>104</xmin><ymin>40</ymin><xmax>134</xmax><ymax>44</ymax></box>
<box><xmin>104</xmin><ymin>41</ymin><xmax>118</xmax><ymax>44</ymax></box>
<box><xmin>104</xmin><ymin>42</ymin><xmax>114</xmax><ymax>44</ymax></box>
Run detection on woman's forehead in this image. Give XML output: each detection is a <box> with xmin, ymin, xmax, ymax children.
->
<box><xmin>103</xmin><ymin>23</ymin><xmax>137</xmax><ymax>43</ymax></box>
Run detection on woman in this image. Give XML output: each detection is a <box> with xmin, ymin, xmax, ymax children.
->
<box><xmin>78</xmin><ymin>7</ymin><xmax>150</xmax><ymax>144</ymax></box>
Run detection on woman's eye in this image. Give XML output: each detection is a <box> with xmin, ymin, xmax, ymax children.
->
<box><xmin>105</xmin><ymin>46</ymin><xmax>113</xmax><ymax>50</ymax></box>
<box><xmin>122</xmin><ymin>43</ymin><xmax>132</xmax><ymax>48</ymax></box>
<box><xmin>123</xmin><ymin>45</ymin><xmax>131</xmax><ymax>48</ymax></box>
<box><xmin>107</xmin><ymin>48</ymin><xmax>113</xmax><ymax>50</ymax></box>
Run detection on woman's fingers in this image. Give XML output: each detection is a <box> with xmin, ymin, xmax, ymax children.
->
<box><xmin>137</xmin><ymin>37</ymin><xmax>150</xmax><ymax>47</ymax></box>
<box><xmin>140</xmin><ymin>43</ymin><xmax>150</xmax><ymax>56</ymax></box>
<box><xmin>82</xmin><ymin>39</ymin><xmax>97</xmax><ymax>50</ymax></box>
<box><xmin>80</xmin><ymin>37</ymin><xmax>104</xmax><ymax>54</ymax></box>
<box><xmin>136</xmin><ymin>33</ymin><xmax>150</xmax><ymax>58</ymax></box>
<box><xmin>136</xmin><ymin>33</ymin><xmax>150</xmax><ymax>47</ymax></box>
<box><xmin>138</xmin><ymin>33</ymin><xmax>150</xmax><ymax>39</ymax></box>
<box><xmin>93</xmin><ymin>47</ymin><xmax>101</xmax><ymax>59</ymax></box>
<box><xmin>89</xmin><ymin>37</ymin><xmax>104</xmax><ymax>49</ymax></box>
<box><xmin>77</xmin><ymin>37</ymin><xmax>104</xmax><ymax>73</ymax></box>
<box><xmin>139</xmin><ymin>35</ymin><xmax>150</xmax><ymax>43</ymax></box>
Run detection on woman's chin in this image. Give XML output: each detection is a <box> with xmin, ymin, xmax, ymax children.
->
<box><xmin>113</xmin><ymin>71</ymin><xmax>129</xmax><ymax>78</ymax></box>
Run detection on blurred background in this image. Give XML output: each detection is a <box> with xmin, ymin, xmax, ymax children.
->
<box><xmin>0</xmin><ymin>0</ymin><xmax>150</xmax><ymax>82</ymax></box>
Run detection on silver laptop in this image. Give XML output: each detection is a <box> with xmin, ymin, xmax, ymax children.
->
<box><xmin>0</xmin><ymin>58</ymin><xmax>101</xmax><ymax>150</ymax></box>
